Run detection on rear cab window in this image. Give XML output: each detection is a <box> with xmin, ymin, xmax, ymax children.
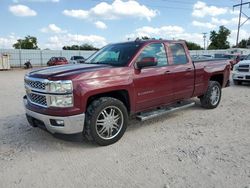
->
<box><xmin>169</xmin><ymin>43</ymin><xmax>188</xmax><ymax>65</ymax></box>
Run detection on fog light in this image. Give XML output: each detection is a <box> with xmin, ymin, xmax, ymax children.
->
<box><xmin>56</xmin><ymin>120</ymin><xmax>64</xmax><ymax>125</ymax></box>
<box><xmin>50</xmin><ymin>119</ymin><xmax>64</xmax><ymax>127</ymax></box>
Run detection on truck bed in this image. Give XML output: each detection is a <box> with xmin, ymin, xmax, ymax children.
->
<box><xmin>192</xmin><ymin>58</ymin><xmax>228</xmax><ymax>63</ymax></box>
<box><xmin>192</xmin><ymin>58</ymin><xmax>231</xmax><ymax>98</ymax></box>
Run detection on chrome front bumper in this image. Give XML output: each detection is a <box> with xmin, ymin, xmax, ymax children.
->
<box><xmin>24</xmin><ymin>97</ymin><xmax>85</xmax><ymax>134</ymax></box>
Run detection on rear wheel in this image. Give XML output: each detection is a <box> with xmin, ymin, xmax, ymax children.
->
<box><xmin>83</xmin><ymin>97</ymin><xmax>128</xmax><ymax>146</ymax></box>
<box><xmin>200</xmin><ymin>81</ymin><xmax>221</xmax><ymax>109</ymax></box>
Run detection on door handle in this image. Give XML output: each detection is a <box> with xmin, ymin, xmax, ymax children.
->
<box><xmin>164</xmin><ymin>70</ymin><xmax>171</xmax><ymax>74</ymax></box>
<box><xmin>186</xmin><ymin>68</ymin><xmax>192</xmax><ymax>71</ymax></box>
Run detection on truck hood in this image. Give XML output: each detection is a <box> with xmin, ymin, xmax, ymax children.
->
<box><xmin>27</xmin><ymin>64</ymin><xmax>113</xmax><ymax>79</ymax></box>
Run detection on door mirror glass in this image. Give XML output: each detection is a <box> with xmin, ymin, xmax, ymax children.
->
<box><xmin>136</xmin><ymin>57</ymin><xmax>158</xmax><ymax>69</ymax></box>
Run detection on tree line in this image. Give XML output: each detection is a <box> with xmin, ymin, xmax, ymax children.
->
<box><xmin>62</xmin><ymin>44</ymin><xmax>99</xmax><ymax>50</ymax></box>
<box><xmin>11</xmin><ymin>26</ymin><xmax>250</xmax><ymax>50</ymax></box>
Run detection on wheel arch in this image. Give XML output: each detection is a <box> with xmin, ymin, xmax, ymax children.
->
<box><xmin>86</xmin><ymin>90</ymin><xmax>131</xmax><ymax>114</ymax></box>
<box><xmin>210</xmin><ymin>74</ymin><xmax>224</xmax><ymax>86</ymax></box>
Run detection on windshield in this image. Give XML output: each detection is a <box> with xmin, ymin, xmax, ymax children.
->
<box><xmin>85</xmin><ymin>43</ymin><xmax>142</xmax><ymax>66</ymax></box>
<box><xmin>245</xmin><ymin>55</ymin><xmax>250</xmax><ymax>60</ymax></box>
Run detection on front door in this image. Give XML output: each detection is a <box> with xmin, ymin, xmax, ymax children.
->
<box><xmin>133</xmin><ymin>43</ymin><xmax>174</xmax><ymax>112</ymax></box>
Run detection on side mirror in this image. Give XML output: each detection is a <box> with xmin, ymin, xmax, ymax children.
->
<box><xmin>136</xmin><ymin>57</ymin><xmax>158</xmax><ymax>69</ymax></box>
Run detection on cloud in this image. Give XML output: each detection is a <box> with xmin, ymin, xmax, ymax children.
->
<box><xmin>9</xmin><ymin>4</ymin><xmax>37</xmax><ymax>16</ymax></box>
<box><xmin>127</xmin><ymin>26</ymin><xmax>184</xmax><ymax>38</ymax></box>
<box><xmin>0</xmin><ymin>34</ymin><xmax>18</xmax><ymax>49</ymax></box>
<box><xmin>127</xmin><ymin>25</ymin><xmax>250</xmax><ymax>48</ymax></box>
<box><xmin>94</xmin><ymin>21</ymin><xmax>107</xmax><ymax>29</ymax></box>
<box><xmin>229</xmin><ymin>9</ymin><xmax>240</xmax><ymax>16</ymax></box>
<box><xmin>211</xmin><ymin>17</ymin><xmax>230</xmax><ymax>25</ymax></box>
<box><xmin>45</xmin><ymin>33</ymin><xmax>107</xmax><ymax>49</ymax></box>
<box><xmin>63</xmin><ymin>0</ymin><xmax>158</xmax><ymax>21</ymax></box>
<box><xmin>62</xmin><ymin>9</ymin><xmax>88</xmax><ymax>19</ymax></box>
<box><xmin>210</xmin><ymin>17</ymin><xmax>249</xmax><ymax>27</ymax></box>
<box><xmin>40</xmin><ymin>24</ymin><xmax>67</xmax><ymax>33</ymax></box>
<box><xmin>192</xmin><ymin>1</ymin><xmax>227</xmax><ymax>18</ymax></box>
<box><xmin>126</xmin><ymin>25</ymin><xmax>204</xmax><ymax>46</ymax></box>
<box><xmin>192</xmin><ymin>20</ymin><xmax>217</xmax><ymax>29</ymax></box>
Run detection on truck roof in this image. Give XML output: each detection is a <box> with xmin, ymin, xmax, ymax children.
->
<box><xmin>113</xmin><ymin>39</ymin><xmax>186</xmax><ymax>46</ymax></box>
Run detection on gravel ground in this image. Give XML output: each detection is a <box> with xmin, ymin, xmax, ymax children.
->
<box><xmin>0</xmin><ymin>69</ymin><xmax>250</xmax><ymax>188</ymax></box>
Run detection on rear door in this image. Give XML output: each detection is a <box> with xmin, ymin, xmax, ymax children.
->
<box><xmin>133</xmin><ymin>43</ymin><xmax>174</xmax><ymax>112</ymax></box>
<box><xmin>167</xmin><ymin>43</ymin><xmax>195</xmax><ymax>100</ymax></box>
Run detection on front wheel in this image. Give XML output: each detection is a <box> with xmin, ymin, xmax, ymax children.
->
<box><xmin>84</xmin><ymin>97</ymin><xmax>128</xmax><ymax>146</ymax></box>
<box><xmin>200</xmin><ymin>81</ymin><xmax>221</xmax><ymax>109</ymax></box>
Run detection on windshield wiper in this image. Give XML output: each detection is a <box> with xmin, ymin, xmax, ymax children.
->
<box><xmin>85</xmin><ymin>61</ymin><xmax>101</xmax><ymax>64</ymax></box>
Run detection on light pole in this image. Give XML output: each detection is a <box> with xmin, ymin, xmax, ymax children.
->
<box><xmin>202</xmin><ymin>33</ymin><xmax>207</xmax><ymax>50</ymax></box>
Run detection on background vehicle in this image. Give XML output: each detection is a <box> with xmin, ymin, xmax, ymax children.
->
<box><xmin>215</xmin><ymin>53</ymin><xmax>242</xmax><ymax>70</ymax></box>
<box><xmin>191</xmin><ymin>55</ymin><xmax>214</xmax><ymax>60</ymax></box>
<box><xmin>47</xmin><ymin>57</ymin><xmax>68</xmax><ymax>66</ymax></box>
<box><xmin>24</xmin><ymin>40</ymin><xmax>230</xmax><ymax>146</ymax></box>
<box><xmin>69</xmin><ymin>56</ymin><xmax>85</xmax><ymax>64</ymax></box>
<box><xmin>24</xmin><ymin>59</ymin><xmax>32</xmax><ymax>69</ymax></box>
<box><xmin>232</xmin><ymin>54</ymin><xmax>250</xmax><ymax>85</ymax></box>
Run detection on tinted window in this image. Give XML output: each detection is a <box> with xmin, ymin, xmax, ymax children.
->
<box><xmin>85</xmin><ymin>43</ymin><xmax>142</xmax><ymax>67</ymax></box>
<box><xmin>136</xmin><ymin>43</ymin><xmax>168</xmax><ymax>67</ymax></box>
<box><xmin>95</xmin><ymin>51</ymin><xmax>119</xmax><ymax>62</ymax></box>
<box><xmin>74</xmin><ymin>56</ymin><xmax>84</xmax><ymax>60</ymax></box>
<box><xmin>169</xmin><ymin>43</ymin><xmax>188</xmax><ymax>65</ymax></box>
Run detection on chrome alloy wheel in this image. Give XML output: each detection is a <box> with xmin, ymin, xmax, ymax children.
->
<box><xmin>210</xmin><ymin>85</ymin><xmax>220</xmax><ymax>105</ymax></box>
<box><xmin>95</xmin><ymin>106</ymin><xmax>124</xmax><ymax>140</ymax></box>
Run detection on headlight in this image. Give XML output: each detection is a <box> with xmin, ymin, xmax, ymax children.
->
<box><xmin>47</xmin><ymin>80</ymin><xmax>73</xmax><ymax>107</ymax></box>
<box><xmin>233</xmin><ymin>65</ymin><xmax>238</xmax><ymax>72</ymax></box>
<box><xmin>49</xmin><ymin>80</ymin><xmax>72</xmax><ymax>93</ymax></box>
<box><xmin>49</xmin><ymin>95</ymin><xmax>73</xmax><ymax>107</ymax></box>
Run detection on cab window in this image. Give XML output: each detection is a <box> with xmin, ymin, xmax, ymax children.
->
<box><xmin>169</xmin><ymin>43</ymin><xmax>188</xmax><ymax>65</ymax></box>
<box><xmin>136</xmin><ymin>43</ymin><xmax>168</xmax><ymax>67</ymax></box>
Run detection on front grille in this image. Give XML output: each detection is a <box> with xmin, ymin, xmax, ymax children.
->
<box><xmin>28</xmin><ymin>93</ymin><xmax>47</xmax><ymax>107</ymax></box>
<box><xmin>25</xmin><ymin>79</ymin><xmax>46</xmax><ymax>90</ymax></box>
<box><xmin>238</xmin><ymin>68</ymin><xmax>249</xmax><ymax>72</ymax></box>
<box><xmin>239</xmin><ymin>65</ymin><xmax>249</xmax><ymax>68</ymax></box>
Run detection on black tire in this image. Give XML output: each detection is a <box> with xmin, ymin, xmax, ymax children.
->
<box><xmin>233</xmin><ymin>80</ymin><xmax>242</xmax><ymax>85</ymax></box>
<box><xmin>83</xmin><ymin>97</ymin><xmax>128</xmax><ymax>146</ymax></box>
<box><xmin>200</xmin><ymin>81</ymin><xmax>222</xmax><ymax>109</ymax></box>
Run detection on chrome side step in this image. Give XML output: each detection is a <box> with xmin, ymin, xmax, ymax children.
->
<box><xmin>136</xmin><ymin>101</ymin><xmax>196</xmax><ymax>121</ymax></box>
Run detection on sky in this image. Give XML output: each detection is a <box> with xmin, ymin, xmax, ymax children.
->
<box><xmin>0</xmin><ymin>0</ymin><xmax>250</xmax><ymax>49</ymax></box>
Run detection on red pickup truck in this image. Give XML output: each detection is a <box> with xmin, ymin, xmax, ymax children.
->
<box><xmin>24</xmin><ymin>40</ymin><xmax>230</xmax><ymax>146</ymax></box>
